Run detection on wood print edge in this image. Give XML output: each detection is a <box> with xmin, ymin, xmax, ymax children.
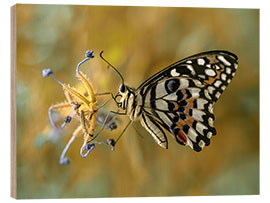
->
<box><xmin>10</xmin><ymin>4</ymin><xmax>17</xmax><ymax>199</ymax></box>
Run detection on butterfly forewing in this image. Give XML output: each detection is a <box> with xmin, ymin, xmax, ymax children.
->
<box><xmin>176</xmin><ymin>51</ymin><xmax>238</xmax><ymax>103</ymax></box>
<box><xmin>138</xmin><ymin>51</ymin><xmax>238</xmax><ymax>96</ymax></box>
<box><xmin>139</xmin><ymin>51</ymin><xmax>238</xmax><ymax>151</ymax></box>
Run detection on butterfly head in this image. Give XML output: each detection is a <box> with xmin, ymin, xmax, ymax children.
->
<box><xmin>115</xmin><ymin>83</ymin><xmax>130</xmax><ymax>110</ymax></box>
<box><xmin>119</xmin><ymin>83</ymin><xmax>126</xmax><ymax>93</ymax></box>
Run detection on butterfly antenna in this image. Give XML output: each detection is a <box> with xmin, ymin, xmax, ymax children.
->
<box><xmin>99</xmin><ymin>51</ymin><xmax>125</xmax><ymax>84</ymax></box>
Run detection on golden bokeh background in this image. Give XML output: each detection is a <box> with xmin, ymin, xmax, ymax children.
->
<box><xmin>15</xmin><ymin>4</ymin><xmax>259</xmax><ymax>198</ymax></box>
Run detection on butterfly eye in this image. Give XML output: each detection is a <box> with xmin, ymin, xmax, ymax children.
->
<box><xmin>119</xmin><ymin>84</ymin><xmax>126</xmax><ymax>93</ymax></box>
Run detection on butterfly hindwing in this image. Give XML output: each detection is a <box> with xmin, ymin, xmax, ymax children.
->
<box><xmin>169</xmin><ymin>96</ymin><xmax>217</xmax><ymax>152</ymax></box>
<box><xmin>142</xmin><ymin>76</ymin><xmax>217</xmax><ymax>151</ymax></box>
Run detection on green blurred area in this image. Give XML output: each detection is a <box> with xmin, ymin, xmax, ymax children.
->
<box><xmin>15</xmin><ymin>4</ymin><xmax>259</xmax><ymax>199</ymax></box>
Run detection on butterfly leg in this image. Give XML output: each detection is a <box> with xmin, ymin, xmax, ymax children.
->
<box><xmin>95</xmin><ymin>92</ymin><xmax>115</xmax><ymax>97</ymax></box>
<box><xmin>95</xmin><ymin>91</ymin><xmax>122</xmax><ymax>109</ymax></box>
<box><xmin>85</xmin><ymin>109</ymin><xmax>127</xmax><ymax>151</ymax></box>
<box><xmin>87</xmin><ymin>110</ymin><xmax>118</xmax><ymax>142</ymax></box>
<box><xmin>115</xmin><ymin>120</ymin><xmax>132</xmax><ymax>144</ymax></box>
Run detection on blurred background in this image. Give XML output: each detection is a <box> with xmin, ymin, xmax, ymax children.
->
<box><xmin>15</xmin><ymin>4</ymin><xmax>259</xmax><ymax>198</ymax></box>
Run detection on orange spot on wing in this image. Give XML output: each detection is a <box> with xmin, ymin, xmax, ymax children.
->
<box><xmin>205</xmin><ymin>71</ymin><xmax>221</xmax><ymax>85</ymax></box>
<box><xmin>173</xmin><ymin>102</ymin><xmax>179</xmax><ymax>111</ymax></box>
<box><xmin>176</xmin><ymin>120</ymin><xmax>185</xmax><ymax>128</ymax></box>
<box><xmin>176</xmin><ymin>130</ymin><xmax>187</xmax><ymax>144</ymax></box>
<box><xmin>185</xmin><ymin>98</ymin><xmax>195</xmax><ymax>109</ymax></box>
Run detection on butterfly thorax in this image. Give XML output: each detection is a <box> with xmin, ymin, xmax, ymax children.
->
<box><xmin>119</xmin><ymin>86</ymin><xmax>142</xmax><ymax>121</ymax></box>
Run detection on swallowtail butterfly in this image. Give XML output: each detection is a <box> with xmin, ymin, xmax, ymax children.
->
<box><xmin>104</xmin><ymin>50</ymin><xmax>238</xmax><ymax>152</ymax></box>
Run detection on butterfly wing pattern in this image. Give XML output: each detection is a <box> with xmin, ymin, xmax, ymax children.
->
<box><xmin>138</xmin><ymin>51</ymin><xmax>238</xmax><ymax>151</ymax></box>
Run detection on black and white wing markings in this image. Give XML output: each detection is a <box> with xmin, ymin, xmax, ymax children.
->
<box><xmin>138</xmin><ymin>51</ymin><xmax>238</xmax><ymax>151</ymax></box>
<box><xmin>179</xmin><ymin>51</ymin><xmax>238</xmax><ymax>103</ymax></box>
<box><xmin>142</xmin><ymin>77</ymin><xmax>216</xmax><ymax>151</ymax></box>
<box><xmin>137</xmin><ymin>50</ymin><xmax>238</xmax><ymax>103</ymax></box>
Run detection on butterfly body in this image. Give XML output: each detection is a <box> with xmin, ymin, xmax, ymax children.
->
<box><xmin>115</xmin><ymin>50</ymin><xmax>238</xmax><ymax>152</ymax></box>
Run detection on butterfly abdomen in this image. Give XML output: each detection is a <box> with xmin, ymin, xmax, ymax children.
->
<box><xmin>124</xmin><ymin>88</ymin><xmax>143</xmax><ymax>121</ymax></box>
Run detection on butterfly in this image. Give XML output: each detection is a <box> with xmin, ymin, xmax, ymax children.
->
<box><xmin>101</xmin><ymin>50</ymin><xmax>238</xmax><ymax>152</ymax></box>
